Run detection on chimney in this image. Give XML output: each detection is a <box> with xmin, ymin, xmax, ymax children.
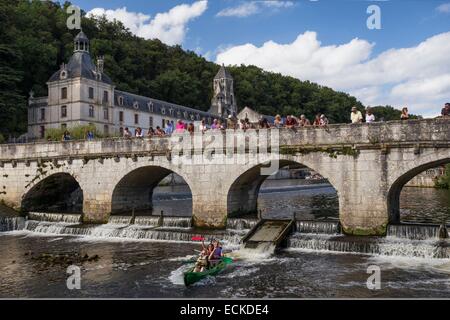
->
<box><xmin>97</xmin><ymin>56</ymin><xmax>104</xmax><ymax>73</ymax></box>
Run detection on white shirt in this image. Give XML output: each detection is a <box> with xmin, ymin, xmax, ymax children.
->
<box><xmin>366</xmin><ymin>114</ymin><xmax>375</xmax><ymax>123</ymax></box>
<box><xmin>351</xmin><ymin>111</ymin><xmax>363</xmax><ymax>123</ymax></box>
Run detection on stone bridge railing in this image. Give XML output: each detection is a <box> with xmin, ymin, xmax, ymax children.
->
<box><xmin>0</xmin><ymin>119</ymin><xmax>449</xmax><ymax>163</ymax></box>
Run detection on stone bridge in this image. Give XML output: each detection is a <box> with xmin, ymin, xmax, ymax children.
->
<box><xmin>0</xmin><ymin>119</ymin><xmax>449</xmax><ymax>236</ymax></box>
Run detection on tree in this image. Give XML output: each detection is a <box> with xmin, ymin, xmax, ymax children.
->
<box><xmin>0</xmin><ymin>0</ymin><xmax>421</xmax><ymax>139</ymax></box>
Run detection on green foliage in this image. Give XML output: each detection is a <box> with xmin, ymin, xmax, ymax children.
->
<box><xmin>0</xmin><ymin>133</ymin><xmax>4</xmax><ymax>144</ymax></box>
<box><xmin>435</xmin><ymin>165</ymin><xmax>450</xmax><ymax>189</ymax></box>
<box><xmin>45</xmin><ymin>124</ymin><xmax>102</xmax><ymax>141</ymax></box>
<box><xmin>0</xmin><ymin>0</ymin><xmax>421</xmax><ymax>139</ymax></box>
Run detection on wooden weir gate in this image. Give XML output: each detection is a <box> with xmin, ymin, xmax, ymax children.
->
<box><xmin>241</xmin><ymin>219</ymin><xmax>295</xmax><ymax>250</ymax></box>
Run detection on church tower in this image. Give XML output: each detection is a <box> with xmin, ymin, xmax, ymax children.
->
<box><xmin>210</xmin><ymin>65</ymin><xmax>237</xmax><ymax>117</ymax></box>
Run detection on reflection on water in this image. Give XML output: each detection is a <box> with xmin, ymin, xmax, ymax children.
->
<box><xmin>400</xmin><ymin>187</ymin><xmax>450</xmax><ymax>224</ymax></box>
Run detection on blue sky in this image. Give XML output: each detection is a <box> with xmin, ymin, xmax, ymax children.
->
<box><xmin>67</xmin><ymin>0</ymin><xmax>450</xmax><ymax>116</ymax></box>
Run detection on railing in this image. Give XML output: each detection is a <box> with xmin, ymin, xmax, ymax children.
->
<box><xmin>0</xmin><ymin>118</ymin><xmax>449</xmax><ymax>162</ymax></box>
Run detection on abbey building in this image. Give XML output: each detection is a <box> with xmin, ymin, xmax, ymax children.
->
<box><xmin>27</xmin><ymin>31</ymin><xmax>237</xmax><ymax>139</ymax></box>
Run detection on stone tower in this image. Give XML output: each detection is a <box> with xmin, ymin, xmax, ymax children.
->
<box><xmin>210</xmin><ymin>64</ymin><xmax>237</xmax><ymax>117</ymax></box>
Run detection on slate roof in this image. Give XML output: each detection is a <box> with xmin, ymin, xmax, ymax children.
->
<box><xmin>114</xmin><ymin>90</ymin><xmax>218</xmax><ymax>121</ymax></box>
<box><xmin>74</xmin><ymin>30</ymin><xmax>89</xmax><ymax>42</ymax></box>
<box><xmin>214</xmin><ymin>65</ymin><xmax>233</xmax><ymax>80</ymax></box>
<box><xmin>48</xmin><ymin>51</ymin><xmax>113</xmax><ymax>85</ymax></box>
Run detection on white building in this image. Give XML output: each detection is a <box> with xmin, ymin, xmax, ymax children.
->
<box><xmin>28</xmin><ymin>31</ymin><xmax>235</xmax><ymax>139</ymax></box>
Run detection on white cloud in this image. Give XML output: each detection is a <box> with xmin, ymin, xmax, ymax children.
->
<box><xmin>217</xmin><ymin>2</ymin><xmax>259</xmax><ymax>17</ymax></box>
<box><xmin>217</xmin><ymin>1</ymin><xmax>294</xmax><ymax>18</ymax></box>
<box><xmin>87</xmin><ymin>1</ymin><xmax>208</xmax><ymax>46</ymax></box>
<box><xmin>216</xmin><ymin>31</ymin><xmax>450</xmax><ymax>117</ymax></box>
<box><xmin>436</xmin><ymin>3</ymin><xmax>450</xmax><ymax>13</ymax></box>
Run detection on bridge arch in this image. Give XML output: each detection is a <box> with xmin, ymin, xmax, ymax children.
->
<box><xmin>387</xmin><ymin>156</ymin><xmax>450</xmax><ymax>224</ymax></box>
<box><xmin>226</xmin><ymin>157</ymin><xmax>340</xmax><ymax>219</ymax></box>
<box><xmin>21</xmin><ymin>172</ymin><xmax>83</xmax><ymax>213</ymax></box>
<box><xmin>110</xmin><ymin>164</ymin><xmax>193</xmax><ymax>215</ymax></box>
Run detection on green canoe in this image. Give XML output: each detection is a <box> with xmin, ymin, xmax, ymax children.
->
<box><xmin>184</xmin><ymin>257</ymin><xmax>233</xmax><ymax>286</ymax></box>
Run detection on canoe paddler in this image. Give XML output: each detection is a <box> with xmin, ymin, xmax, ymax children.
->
<box><xmin>208</xmin><ymin>239</ymin><xmax>223</xmax><ymax>267</ymax></box>
<box><xmin>193</xmin><ymin>241</ymin><xmax>213</xmax><ymax>272</ymax></box>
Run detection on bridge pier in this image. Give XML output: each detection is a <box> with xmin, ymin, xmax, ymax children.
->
<box><xmin>190</xmin><ymin>176</ymin><xmax>229</xmax><ymax>229</ymax></box>
<box><xmin>82</xmin><ymin>199</ymin><xmax>111</xmax><ymax>224</ymax></box>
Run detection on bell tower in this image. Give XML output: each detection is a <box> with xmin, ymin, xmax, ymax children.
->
<box><xmin>210</xmin><ymin>64</ymin><xmax>237</xmax><ymax>117</ymax></box>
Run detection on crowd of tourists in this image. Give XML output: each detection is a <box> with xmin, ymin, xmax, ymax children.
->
<box><xmin>59</xmin><ymin>102</ymin><xmax>449</xmax><ymax>141</ymax></box>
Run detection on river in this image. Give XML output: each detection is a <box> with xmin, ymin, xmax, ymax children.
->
<box><xmin>0</xmin><ymin>181</ymin><xmax>449</xmax><ymax>298</ymax></box>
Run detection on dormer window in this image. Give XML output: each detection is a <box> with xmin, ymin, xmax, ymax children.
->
<box><xmin>118</xmin><ymin>96</ymin><xmax>124</xmax><ymax>106</ymax></box>
<box><xmin>169</xmin><ymin>108</ymin><xmax>174</xmax><ymax>116</ymax></box>
<box><xmin>147</xmin><ymin>101</ymin><xmax>154</xmax><ymax>112</ymax></box>
<box><xmin>161</xmin><ymin>107</ymin><xmax>166</xmax><ymax>115</ymax></box>
<box><xmin>190</xmin><ymin>114</ymin><xmax>195</xmax><ymax>121</ymax></box>
<box><xmin>177</xmin><ymin>110</ymin><xmax>181</xmax><ymax>118</ymax></box>
<box><xmin>60</xmin><ymin>70</ymin><xmax>67</xmax><ymax>80</ymax></box>
<box><xmin>183</xmin><ymin>111</ymin><xmax>188</xmax><ymax>119</ymax></box>
<box><xmin>196</xmin><ymin>114</ymin><xmax>200</xmax><ymax>120</ymax></box>
<box><xmin>133</xmin><ymin>101</ymin><xmax>139</xmax><ymax>109</ymax></box>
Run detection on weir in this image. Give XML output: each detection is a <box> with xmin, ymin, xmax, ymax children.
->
<box><xmin>1</xmin><ymin>213</ymin><xmax>450</xmax><ymax>259</ymax></box>
<box><xmin>241</xmin><ymin>219</ymin><xmax>295</xmax><ymax>253</ymax></box>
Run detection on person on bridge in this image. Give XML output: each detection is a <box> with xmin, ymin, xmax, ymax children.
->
<box><xmin>365</xmin><ymin>108</ymin><xmax>375</xmax><ymax>123</ymax></box>
<box><xmin>313</xmin><ymin>114</ymin><xmax>321</xmax><ymax>127</ymax></box>
<box><xmin>86</xmin><ymin>130</ymin><xmax>94</xmax><ymax>141</ymax></box>
<box><xmin>273</xmin><ymin>115</ymin><xmax>283</xmax><ymax>128</ymax></box>
<box><xmin>199</xmin><ymin>119</ymin><xmax>208</xmax><ymax>133</ymax></box>
<box><xmin>165</xmin><ymin>121</ymin><xmax>174</xmax><ymax>135</ymax></box>
<box><xmin>155</xmin><ymin>126</ymin><xmax>165</xmax><ymax>136</ymax></box>
<box><xmin>135</xmin><ymin>127</ymin><xmax>144</xmax><ymax>138</ymax></box>
<box><xmin>285</xmin><ymin>115</ymin><xmax>297</xmax><ymax>128</ymax></box>
<box><xmin>176</xmin><ymin>119</ymin><xmax>185</xmax><ymax>133</ymax></box>
<box><xmin>320</xmin><ymin>114</ymin><xmax>329</xmax><ymax>126</ymax></box>
<box><xmin>401</xmin><ymin>107</ymin><xmax>409</xmax><ymax>120</ymax></box>
<box><xmin>62</xmin><ymin>130</ymin><xmax>71</xmax><ymax>141</ymax></box>
<box><xmin>147</xmin><ymin>127</ymin><xmax>155</xmax><ymax>137</ymax></box>
<box><xmin>351</xmin><ymin>107</ymin><xmax>363</xmax><ymax>123</ymax></box>
<box><xmin>441</xmin><ymin>103</ymin><xmax>450</xmax><ymax>117</ymax></box>
<box><xmin>187</xmin><ymin>123</ymin><xmax>195</xmax><ymax>134</ymax></box>
<box><xmin>123</xmin><ymin>127</ymin><xmax>132</xmax><ymax>138</ymax></box>
<box><xmin>298</xmin><ymin>114</ymin><xmax>310</xmax><ymax>127</ymax></box>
